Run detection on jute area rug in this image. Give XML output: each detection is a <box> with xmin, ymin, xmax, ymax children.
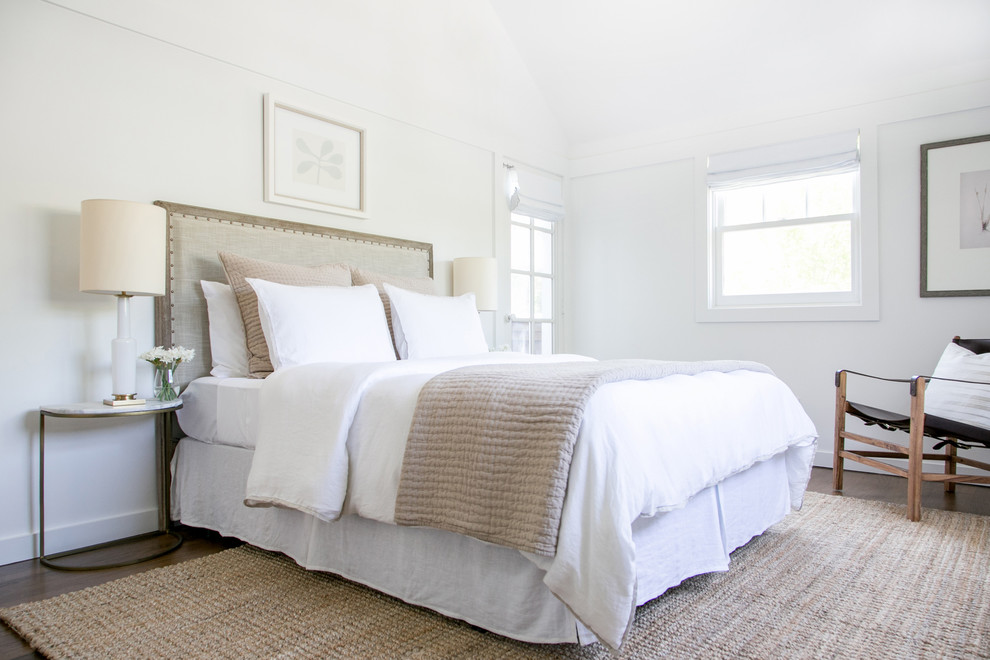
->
<box><xmin>3</xmin><ymin>492</ymin><xmax>988</xmax><ymax>659</ymax></box>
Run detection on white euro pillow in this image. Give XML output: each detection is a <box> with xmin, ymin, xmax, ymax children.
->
<box><xmin>201</xmin><ymin>280</ymin><xmax>250</xmax><ymax>378</ymax></box>
<box><xmin>925</xmin><ymin>341</ymin><xmax>990</xmax><ymax>430</ymax></box>
<box><xmin>383</xmin><ymin>283</ymin><xmax>488</xmax><ymax>359</ymax></box>
<box><xmin>246</xmin><ymin>279</ymin><xmax>396</xmax><ymax>370</ymax></box>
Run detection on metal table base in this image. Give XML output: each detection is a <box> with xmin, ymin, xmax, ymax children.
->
<box><xmin>39</xmin><ymin>401</ymin><xmax>184</xmax><ymax>571</ymax></box>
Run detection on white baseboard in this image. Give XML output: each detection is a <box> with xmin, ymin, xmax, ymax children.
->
<box><xmin>0</xmin><ymin>508</ymin><xmax>158</xmax><ymax>567</ymax></box>
<box><xmin>0</xmin><ymin>533</ymin><xmax>36</xmax><ymax>569</ymax></box>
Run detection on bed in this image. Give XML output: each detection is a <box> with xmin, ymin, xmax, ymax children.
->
<box><xmin>156</xmin><ymin>201</ymin><xmax>818</xmax><ymax>649</ymax></box>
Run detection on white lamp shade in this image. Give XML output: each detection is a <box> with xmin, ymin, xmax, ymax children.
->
<box><xmin>453</xmin><ymin>257</ymin><xmax>497</xmax><ymax>311</ymax></box>
<box><xmin>79</xmin><ymin>199</ymin><xmax>167</xmax><ymax>296</ymax></box>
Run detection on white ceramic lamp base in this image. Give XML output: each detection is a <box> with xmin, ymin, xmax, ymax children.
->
<box><xmin>105</xmin><ymin>295</ymin><xmax>145</xmax><ymax>407</ymax></box>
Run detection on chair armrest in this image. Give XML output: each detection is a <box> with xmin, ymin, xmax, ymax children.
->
<box><xmin>834</xmin><ymin>369</ymin><xmax>913</xmax><ymax>387</ymax></box>
<box><xmin>836</xmin><ymin>369</ymin><xmax>990</xmax><ymax>396</ymax></box>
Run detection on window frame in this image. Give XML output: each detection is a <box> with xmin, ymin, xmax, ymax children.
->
<box><xmin>509</xmin><ymin>211</ymin><xmax>555</xmax><ymax>354</ymax></box>
<box><xmin>697</xmin><ymin>130</ymin><xmax>879</xmax><ymax>323</ymax></box>
<box><xmin>710</xmin><ymin>171</ymin><xmax>863</xmax><ymax>309</ymax></box>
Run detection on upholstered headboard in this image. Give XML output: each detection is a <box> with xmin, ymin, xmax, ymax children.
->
<box><xmin>153</xmin><ymin>201</ymin><xmax>433</xmax><ymax>387</ymax></box>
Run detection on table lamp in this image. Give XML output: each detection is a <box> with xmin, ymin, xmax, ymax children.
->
<box><xmin>453</xmin><ymin>257</ymin><xmax>497</xmax><ymax>311</ymax></box>
<box><xmin>79</xmin><ymin>200</ymin><xmax>166</xmax><ymax>406</ymax></box>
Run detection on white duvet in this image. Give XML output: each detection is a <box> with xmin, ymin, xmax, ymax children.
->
<box><xmin>244</xmin><ymin>353</ymin><xmax>817</xmax><ymax>648</ymax></box>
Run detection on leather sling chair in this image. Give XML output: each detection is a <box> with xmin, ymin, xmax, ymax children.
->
<box><xmin>833</xmin><ymin>337</ymin><xmax>990</xmax><ymax>521</ymax></box>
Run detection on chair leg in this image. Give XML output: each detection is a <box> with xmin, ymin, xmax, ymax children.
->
<box><xmin>945</xmin><ymin>443</ymin><xmax>957</xmax><ymax>494</ymax></box>
<box><xmin>907</xmin><ymin>377</ymin><xmax>926</xmax><ymax>522</ymax></box>
<box><xmin>833</xmin><ymin>371</ymin><xmax>847</xmax><ymax>492</ymax></box>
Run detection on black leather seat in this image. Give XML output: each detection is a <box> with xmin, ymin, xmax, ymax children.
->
<box><xmin>845</xmin><ymin>401</ymin><xmax>990</xmax><ymax>450</ymax></box>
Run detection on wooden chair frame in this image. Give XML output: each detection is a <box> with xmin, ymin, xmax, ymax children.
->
<box><xmin>834</xmin><ymin>370</ymin><xmax>990</xmax><ymax>521</ymax></box>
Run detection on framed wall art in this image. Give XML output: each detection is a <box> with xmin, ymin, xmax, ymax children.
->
<box><xmin>264</xmin><ymin>94</ymin><xmax>366</xmax><ymax>218</ymax></box>
<box><xmin>921</xmin><ymin>133</ymin><xmax>990</xmax><ymax>297</ymax></box>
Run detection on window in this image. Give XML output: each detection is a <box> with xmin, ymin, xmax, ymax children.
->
<box><xmin>510</xmin><ymin>212</ymin><xmax>554</xmax><ymax>354</ymax></box>
<box><xmin>707</xmin><ymin>131</ymin><xmax>861</xmax><ymax>311</ymax></box>
<box><xmin>505</xmin><ymin>164</ymin><xmax>563</xmax><ymax>354</ymax></box>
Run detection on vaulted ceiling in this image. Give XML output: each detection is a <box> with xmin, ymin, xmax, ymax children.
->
<box><xmin>489</xmin><ymin>0</ymin><xmax>990</xmax><ymax>152</ymax></box>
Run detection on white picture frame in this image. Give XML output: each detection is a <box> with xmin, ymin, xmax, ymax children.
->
<box><xmin>264</xmin><ymin>94</ymin><xmax>366</xmax><ymax>218</ymax></box>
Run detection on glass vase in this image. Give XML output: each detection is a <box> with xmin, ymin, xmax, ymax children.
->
<box><xmin>153</xmin><ymin>365</ymin><xmax>180</xmax><ymax>401</ymax></box>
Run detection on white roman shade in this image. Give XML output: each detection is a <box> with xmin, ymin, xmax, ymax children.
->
<box><xmin>506</xmin><ymin>164</ymin><xmax>564</xmax><ymax>222</ymax></box>
<box><xmin>708</xmin><ymin>130</ymin><xmax>860</xmax><ymax>190</ymax></box>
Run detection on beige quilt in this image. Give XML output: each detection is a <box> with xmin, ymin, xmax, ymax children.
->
<box><xmin>393</xmin><ymin>359</ymin><xmax>772</xmax><ymax>557</ymax></box>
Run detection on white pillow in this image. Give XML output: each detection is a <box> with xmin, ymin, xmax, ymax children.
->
<box><xmin>925</xmin><ymin>341</ymin><xmax>990</xmax><ymax>430</ymax></box>
<box><xmin>201</xmin><ymin>280</ymin><xmax>250</xmax><ymax>378</ymax></box>
<box><xmin>383</xmin><ymin>283</ymin><xmax>488</xmax><ymax>359</ymax></box>
<box><xmin>246</xmin><ymin>279</ymin><xmax>396</xmax><ymax>370</ymax></box>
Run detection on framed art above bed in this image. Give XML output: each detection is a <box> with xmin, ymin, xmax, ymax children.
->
<box><xmin>263</xmin><ymin>95</ymin><xmax>367</xmax><ymax>218</ymax></box>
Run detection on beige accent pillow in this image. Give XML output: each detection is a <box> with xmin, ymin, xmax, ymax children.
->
<box><xmin>351</xmin><ymin>267</ymin><xmax>434</xmax><ymax>354</ymax></box>
<box><xmin>219</xmin><ymin>252</ymin><xmax>351</xmax><ymax>377</ymax></box>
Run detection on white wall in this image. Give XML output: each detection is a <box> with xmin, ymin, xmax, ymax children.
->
<box><xmin>566</xmin><ymin>89</ymin><xmax>990</xmax><ymax>473</ymax></box>
<box><xmin>0</xmin><ymin>0</ymin><xmax>565</xmax><ymax>565</ymax></box>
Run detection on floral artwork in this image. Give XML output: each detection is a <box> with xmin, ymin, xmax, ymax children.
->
<box><xmin>959</xmin><ymin>168</ymin><xmax>990</xmax><ymax>249</ymax></box>
<box><xmin>264</xmin><ymin>94</ymin><xmax>365</xmax><ymax>217</ymax></box>
<box><xmin>293</xmin><ymin>129</ymin><xmax>345</xmax><ymax>190</ymax></box>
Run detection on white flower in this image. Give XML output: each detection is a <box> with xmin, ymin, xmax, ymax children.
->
<box><xmin>170</xmin><ymin>346</ymin><xmax>196</xmax><ymax>364</ymax></box>
<box><xmin>138</xmin><ymin>346</ymin><xmax>166</xmax><ymax>362</ymax></box>
<box><xmin>139</xmin><ymin>345</ymin><xmax>195</xmax><ymax>369</ymax></box>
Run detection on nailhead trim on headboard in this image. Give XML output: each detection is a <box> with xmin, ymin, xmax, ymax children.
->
<box><xmin>153</xmin><ymin>201</ymin><xmax>433</xmax><ymax>387</ymax></box>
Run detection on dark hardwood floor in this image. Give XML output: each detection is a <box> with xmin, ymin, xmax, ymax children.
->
<box><xmin>2</xmin><ymin>467</ymin><xmax>987</xmax><ymax>659</ymax></box>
